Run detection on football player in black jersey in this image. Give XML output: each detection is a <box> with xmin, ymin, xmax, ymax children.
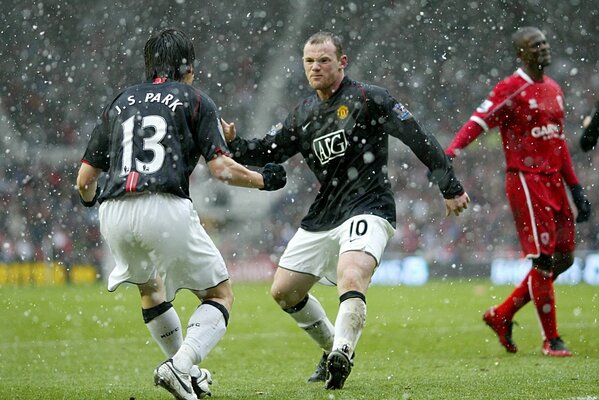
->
<box><xmin>76</xmin><ymin>28</ymin><xmax>286</xmax><ymax>400</ymax></box>
<box><xmin>222</xmin><ymin>31</ymin><xmax>470</xmax><ymax>390</ymax></box>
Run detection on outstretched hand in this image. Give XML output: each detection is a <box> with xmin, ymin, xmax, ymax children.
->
<box><xmin>220</xmin><ymin>118</ymin><xmax>236</xmax><ymax>143</ymax></box>
<box><xmin>444</xmin><ymin>192</ymin><xmax>470</xmax><ymax>217</ymax></box>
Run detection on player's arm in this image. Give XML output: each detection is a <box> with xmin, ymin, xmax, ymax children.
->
<box><xmin>378</xmin><ymin>94</ymin><xmax>469</xmax><ymax>214</ymax></box>
<box><xmin>397</xmin><ymin>117</ymin><xmax>469</xmax><ymax>214</ymax></box>
<box><xmin>447</xmin><ymin>79</ymin><xmax>524</xmax><ymax>158</ymax></box>
<box><xmin>445</xmin><ymin>120</ymin><xmax>485</xmax><ymax>158</ymax></box>
<box><xmin>580</xmin><ymin>102</ymin><xmax>599</xmax><ymax>152</ymax></box>
<box><xmin>76</xmin><ymin>162</ymin><xmax>103</xmax><ymax>206</ymax></box>
<box><xmin>221</xmin><ymin>117</ymin><xmax>297</xmax><ymax>166</ymax></box>
<box><xmin>409</xmin><ymin>123</ymin><xmax>471</xmax><ymax>216</ymax></box>
<box><xmin>207</xmin><ymin>154</ymin><xmax>286</xmax><ymax>191</ymax></box>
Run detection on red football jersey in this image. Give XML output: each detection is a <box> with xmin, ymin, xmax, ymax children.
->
<box><xmin>448</xmin><ymin>68</ymin><xmax>577</xmax><ymax>184</ymax></box>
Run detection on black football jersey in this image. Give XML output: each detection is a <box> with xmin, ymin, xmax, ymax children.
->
<box><xmin>82</xmin><ymin>80</ymin><xmax>228</xmax><ymax>203</ymax></box>
<box><xmin>229</xmin><ymin>76</ymin><xmax>452</xmax><ymax>231</ymax></box>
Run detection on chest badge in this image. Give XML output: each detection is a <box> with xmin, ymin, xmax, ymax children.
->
<box><xmin>528</xmin><ymin>98</ymin><xmax>538</xmax><ymax>109</ymax></box>
<box><xmin>337</xmin><ymin>105</ymin><xmax>349</xmax><ymax>120</ymax></box>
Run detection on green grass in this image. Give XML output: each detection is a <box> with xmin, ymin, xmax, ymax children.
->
<box><xmin>1</xmin><ymin>280</ymin><xmax>598</xmax><ymax>399</ymax></box>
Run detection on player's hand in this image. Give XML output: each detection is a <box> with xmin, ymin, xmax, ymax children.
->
<box><xmin>444</xmin><ymin>192</ymin><xmax>470</xmax><ymax>217</ymax></box>
<box><xmin>220</xmin><ymin>118</ymin><xmax>237</xmax><ymax>143</ymax></box>
<box><xmin>260</xmin><ymin>163</ymin><xmax>287</xmax><ymax>191</ymax></box>
<box><xmin>570</xmin><ymin>184</ymin><xmax>591</xmax><ymax>223</ymax></box>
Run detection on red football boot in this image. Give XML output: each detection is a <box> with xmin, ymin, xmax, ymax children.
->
<box><xmin>483</xmin><ymin>307</ymin><xmax>517</xmax><ymax>353</ymax></box>
<box><xmin>542</xmin><ymin>337</ymin><xmax>572</xmax><ymax>357</ymax></box>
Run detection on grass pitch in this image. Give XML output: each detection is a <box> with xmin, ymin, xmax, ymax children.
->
<box><xmin>1</xmin><ymin>280</ymin><xmax>598</xmax><ymax>399</ymax></box>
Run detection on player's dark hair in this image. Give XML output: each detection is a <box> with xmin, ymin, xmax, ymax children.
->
<box><xmin>511</xmin><ymin>26</ymin><xmax>541</xmax><ymax>54</ymax></box>
<box><xmin>144</xmin><ymin>28</ymin><xmax>195</xmax><ymax>81</ymax></box>
<box><xmin>305</xmin><ymin>31</ymin><xmax>344</xmax><ymax>60</ymax></box>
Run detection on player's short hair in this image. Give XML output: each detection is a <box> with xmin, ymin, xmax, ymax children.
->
<box><xmin>144</xmin><ymin>28</ymin><xmax>195</xmax><ymax>81</ymax></box>
<box><xmin>511</xmin><ymin>26</ymin><xmax>541</xmax><ymax>53</ymax></box>
<box><xmin>305</xmin><ymin>31</ymin><xmax>344</xmax><ymax>60</ymax></box>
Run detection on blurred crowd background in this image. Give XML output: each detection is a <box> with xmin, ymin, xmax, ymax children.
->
<box><xmin>1</xmin><ymin>0</ymin><xmax>598</xmax><ymax>279</ymax></box>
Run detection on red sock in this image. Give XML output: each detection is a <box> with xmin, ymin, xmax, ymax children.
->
<box><xmin>495</xmin><ymin>269</ymin><xmax>532</xmax><ymax>320</ymax></box>
<box><xmin>528</xmin><ymin>268</ymin><xmax>558</xmax><ymax>340</ymax></box>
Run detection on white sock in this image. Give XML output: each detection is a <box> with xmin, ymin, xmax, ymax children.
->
<box><xmin>145</xmin><ymin>307</ymin><xmax>183</xmax><ymax>357</ymax></box>
<box><xmin>332</xmin><ymin>297</ymin><xmax>366</xmax><ymax>356</ymax></box>
<box><xmin>287</xmin><ymin>294</ymin><xmax>335</xmax><ymax>352</ymax></box>
<box><xmin>172</xmin><ymin>303</ymin><xmax>227</xmax><ymax>373</ymax></box>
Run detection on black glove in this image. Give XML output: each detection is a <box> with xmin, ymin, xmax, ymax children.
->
<box><xmin>580</xmin><ymin>134</ymin><xmax>597</xmax><ymax>152</ymax></box>
<box><xmin>570</xmin><ymin>184</ymin><xmax>591</xmax><ymax>223</ymax></box>
<box><xmin>260</xmin><ymin>163</ymin><xmax>287</xmax><ymax>191</ymax></box>
<box><xmin>79</xmin><ymin>185</ymin><xmax>100</xmax><ymax>207</ymax></box>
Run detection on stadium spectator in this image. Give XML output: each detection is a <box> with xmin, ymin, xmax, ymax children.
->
<box><xmin>222</xmin><ymin>31</ymin><xmax>470</xmax><ymax>390</ymax></box>
<box><xmin>446</xmin><ymin>26</ymin><xmax>591</xmax><ymax>357</ymax></box>
<box><xmin>76</xmin><ymin>28</ymin><xmax>286</xmax><ymax>400</ymax></box>
<box><xmin>580</xmin><ymin>99</ymin><xmax>599</xmax><ymax>152</ymax></box>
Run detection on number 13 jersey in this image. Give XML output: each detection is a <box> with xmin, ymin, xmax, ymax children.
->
<box><xmin>81</xmin><ymin>79</ymin><xmax>229</xmax><ymax>203</ymax></box>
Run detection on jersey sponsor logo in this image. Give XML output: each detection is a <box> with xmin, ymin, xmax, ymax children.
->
<box><xmin>312</xmin><ymin>129</ymin><xmax>348</xmax><ymax>165</ymax></box>
<box><xmin>530</xmin><ymin>124</ymin><xmax>564</xmax><ymax>140</ymax></box>
<box><xmin>337</xmin><ymin>105</ymin><xmax>349</xmax><ymax>120</ymax></box>
<box><xmin>476</xmin><ymin>99</ymin><xmax>493</xmax><ymax>113</ymax></box>
<box><xmin>392</xmin><ymin>102</ymin><xmax>412</xmax><ymax>120</ymax></box>
<box><xmin>302</xmin><ymin>121</ymin><xmax>312</xmax><ymax>131</ymax></box>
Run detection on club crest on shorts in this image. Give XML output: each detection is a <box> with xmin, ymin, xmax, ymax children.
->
<box><xmin>540</xmin><ymin>232</ymin><xmax>550</xmax><ymax>245</ymax></box>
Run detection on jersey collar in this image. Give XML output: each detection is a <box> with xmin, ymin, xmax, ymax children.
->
<box><xmin>516</xmin><ymin>68</ymin><xmax>534</xmax><ymax>84</ymax></box>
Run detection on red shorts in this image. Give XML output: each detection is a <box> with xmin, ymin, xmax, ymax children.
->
<box><xmin>505</xmin><ymin>171</ymin><xmax>575</xmax><ymax>258</ymax></box>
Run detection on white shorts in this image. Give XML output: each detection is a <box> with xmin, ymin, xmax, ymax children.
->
<box><xmin>99</xmin><ymin>193</ymin><xmax>228</xmax><ymax>302</ymax></box>
<box><xmin>278</xmin><ymin>214</ymin><xmax>395</xmax><ymax>284</ymax></box>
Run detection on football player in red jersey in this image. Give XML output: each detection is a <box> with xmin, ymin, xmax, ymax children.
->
<box><xmin>446</xmin><ymin>27</ymin><xmax>591</xmax><ymax>357</ymax></box>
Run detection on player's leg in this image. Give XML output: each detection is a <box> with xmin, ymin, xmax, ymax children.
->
<box><xmin>326</xmin><ymin>215</ymin><xmax>394</xmax><ymax>390</ymax></box>
<box><xmin>489</xmin><ymin>250</ymin><xmax>574</xmax><ymax>334</ymax></box>
<box><xmin>535</xmin><ymin>204</ymin><xmax>576</xmax><ymax>356</ymax></box>
<box><xmin>152</xmin><ymin>195</ymin><xmax>231</xmax><ymax>398</ymax></box>
<box><xmin>484</xmin><ymin>171</ymin><xmax>538</xmax><ymax>353</ymax></box>
<box><xmin>325</xmin><ymin>250</ymin><xmax>374</xmax><ymax>390</ymax></box>
<box><xmin>552</xmin><ymin>252</ymin><xmax>574</xmax><ymax>279</ymax></box>
<box><xmin>484</xmin><ymin>269</ymin><xmax>530</xmax><ymax>353</ymax></box>
<box><xmin>528</xmin><ymin>254</ymin><xmax>570</xmax><ymax>356</ymax></box>
<box><xmin>528</xmin><ymin>177</ymin><xmax>574</xmax><ymax>357</ymax></box>
<box><xmin>139</xmin><ymin>277</ymin><xmax>184</xmax><ymax>358</ymax></box>
<box><xmin>172</xmin><ymin>281</ymin><xmax>232</xmax><ymax>371</ymax></box>
<box><xmin>271</xmin><ymin>267</ymin><xmax>334</xmax><ymax>382</ymax></box>
<box><xmin>156</xmin><ymin>281</ymin><xmax>230</xmax><ymax>399</ymax></box>
<box><xmin>273</xmin><ymin>227</ymin><xmax>339</xmax><ymax>382</ymax></box>
<box><xmin>552</xmin><ymin>200</ymin><xmax>576</xmax><ymax>280</ymax></box>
